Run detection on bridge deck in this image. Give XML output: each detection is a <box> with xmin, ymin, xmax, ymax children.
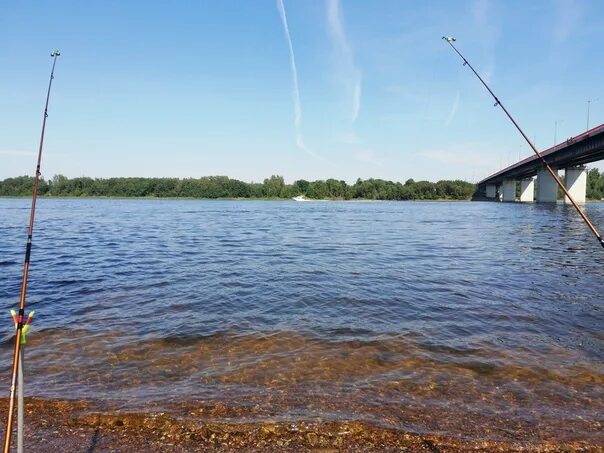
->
<box><xmin>478</xmin><ymin>123</ymin><xmax>604</xmax><ymax>186</ymax></box>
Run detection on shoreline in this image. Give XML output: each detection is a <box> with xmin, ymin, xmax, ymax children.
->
<box><xmin>2</xmin><ymin>195</ymin><xmax>603</xmax><ymax>203</ymax></box>
<box><xmin>0</xmin><ymin>195</ymin><xmax>473</xmax><ymax>202</ymax></box>
<box><xmin>1</xmin><ymin>397</ymin><xmax>599</xmax><ymax>452</ymax></box>
<box><xmin>0</xmin><ymin>195</ymin><xmax>604</xmax><ymax>204</ymax></box>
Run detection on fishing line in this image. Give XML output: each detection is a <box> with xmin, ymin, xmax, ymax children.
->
<box><xmin>3</xmin><ymin>50</ymin><xmax>61</xmax><ymax>453</ymax></box>
<box><xmin>442</xmin><ymin>37</ymin><xmax>604</xmax><ymax>249</ymax></box>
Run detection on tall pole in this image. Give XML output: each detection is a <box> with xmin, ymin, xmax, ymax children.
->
<box><xmin>3</xmin><ymin>50</ymin><xmax>60</xmax><ymax>453</ymax></box>
<box><xmin>442</xmin><ymin>37</ymin><xmax>604</xmax><ymax>249</ymax></box>
<box><xmin>554</xmin><ymin>120</ymin><xmax>562</xmax><ymax>145</ymax></box>
<box><xmin>587</xmin><ymin>98</ymin><xmax>598</xmax><ymax>131</ymax></box>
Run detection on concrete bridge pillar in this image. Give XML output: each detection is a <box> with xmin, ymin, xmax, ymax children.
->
<box><xmin>564</xmin><ymin>166</ymin><xmax>587</xmax><ymax>204</ymax></box>
<box><xmin>486</xmin><ymin>184</ymin><xmax>497</xmax><ymax>198</ymax></box>
<box><xmin>536</xmin><ymin>168</ymin><xmax>559</xmax><ymax>203</ymax></box>
<box><xmin>502</xmin><ymin>179</ymin><xmax>516</xmax><ymax>202</ymax></box>
<box><xmin>519</xmin><ymin>178</ymin><xmax>535</xmax><ymax>202</ymax></box>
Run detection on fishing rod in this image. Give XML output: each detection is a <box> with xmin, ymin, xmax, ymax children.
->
<box><xmin>3</xmin><ymin>50</ymin><xmax>61</xmax><ymax>453</ymax></box>
<box><xmin>442</xmin><ymin>36</ymin><xmax>604</xmax><ymax>249</ymax></box>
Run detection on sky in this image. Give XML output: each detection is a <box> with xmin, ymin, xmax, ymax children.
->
<box><xmin>1</xmin><ymin>0</ymin><xmax>603</xmax><ymax>184</ymax></box>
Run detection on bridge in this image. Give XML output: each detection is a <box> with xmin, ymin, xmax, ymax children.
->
<box><xmin>476</xmin><ymin>123</ymin><xmax>604</xmax><ymax>202</ymax></box>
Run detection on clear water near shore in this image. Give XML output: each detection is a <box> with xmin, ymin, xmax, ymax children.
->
<box><xmin>0</xmin><ymin>198</ymin><xmax>602</xmax><ymax>443</ymax></box>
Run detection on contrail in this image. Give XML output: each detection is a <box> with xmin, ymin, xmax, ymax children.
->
<box><xmin>327</xmin><ymin>0</ymin><xmax>362</xmax><ymax>126</ymax></box>
<box><xmin>352</xmin><ymin>74</ymin><xmax>362</xmax><ymax>123</ymax></box>
<box><xmin>445</xmin><ymin>91</ymin><xmax>460</xmax><ymax>127</ymax></box>
<box><xmin>276</xmin><ymin>0</ymin><xmax>322</xmax><ymax>160</ymax></box>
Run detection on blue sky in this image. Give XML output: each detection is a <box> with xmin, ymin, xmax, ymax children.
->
<box><xmin>1</xmin><ymin>0</ymin><xmax>603</xmax><ymax>183</ymax></box>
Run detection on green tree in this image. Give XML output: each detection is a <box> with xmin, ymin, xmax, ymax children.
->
<box><xmin>262</xmin><ymin>175</ymin><xmax>285</xmax><ymax>198</ymax></box>
<box><xmin>587</xmin><ymin>168</ymin><xmax>603</xmax><ymax>200</ymax></box>
<box><xmin>294</xmin><ymin>179</ymin><xmax>310</xmax><ymax>194</ymax></box>
<box><xmin>307</xmin><ymin>180</ymin><xmax>328</xmax><ymax>199</ymax></box>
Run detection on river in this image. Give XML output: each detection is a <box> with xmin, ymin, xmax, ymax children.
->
<box><xmin>0</xmin><ymin>198</ymin><xmax>602</xmax><ymax>445</ymax></box>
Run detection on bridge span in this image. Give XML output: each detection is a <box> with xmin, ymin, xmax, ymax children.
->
<box><xmin>477</xmin><ymin>123</ymin><xmax>604</xmax><ymax>202</ymax></box>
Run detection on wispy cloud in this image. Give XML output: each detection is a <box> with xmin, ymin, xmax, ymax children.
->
<box><xmin>552</xmin><ymin>0</ymin><xmax>582</xmax><ymax>42</ymax></box>
<box><xmin>276</xmin><ymin>0</ymin><xmax>323</xmax><ymax>161</ymax></box>
<box><xmin>471</xmin><ymin>0</ymin><xmax>499</xmax><ymax>82</ymax></box>
<box><xmin>445</xmin><ymin>91</ymin><xmax>460</xmax><ymax>127</ymax></box>
<box><xmin>327</xmin><ymin>0</ymin><xmax>362</xmax><ymax>133</ymax></box>
<box><xmin>354</xmin><ymin>149</ymin><xmax>383</xmax><ymax>167</ymax></box>
<box><xmin>418</xmin><ymin>142</ymin><xmax>502</xmax><ymax>173</ymax></box>
<box><xmin>0</xmin><ymin>150</ymin><xmax>36</xmax><ymax>157</ymax></box>
<box><xmin>352</xmin><ymin>73</ymin><xmax>362</xmax><ymax>124</ymax></box>
<box><xmin>472</xmin><ymin>0</ymin><xmax>489</xmax><ymax>28</ymax></box>
<box><xmin>339</xmin><ymin>131</ymin><xmax>360</xmax><ymax>145</ymax></box>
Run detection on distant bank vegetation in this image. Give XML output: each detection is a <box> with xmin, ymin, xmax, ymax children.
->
<box><xmin>586</xmin><ymin>168</ymin><xmax>604</xmax><ymax>200</ymax></box>
<box><xmin>2</xmin><ymin>170</ymin><xmax>603</xmax><ymax>200</ymax></box>
<box><xmin>0</xmin><ymin>175</ymin><xmax>477</xmax><ymax>200</ymax></box>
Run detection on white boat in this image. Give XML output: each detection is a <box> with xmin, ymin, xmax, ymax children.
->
<box><xmin>292</xmin><ymin>195</ymin><xmax>307</xmax><ymax>201</ymax></box>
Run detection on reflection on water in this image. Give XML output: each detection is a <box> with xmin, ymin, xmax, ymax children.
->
<box><xmin>0</xmin><ymin>199</ymin><xmax>603</xmax><ymax>443</ymax></box>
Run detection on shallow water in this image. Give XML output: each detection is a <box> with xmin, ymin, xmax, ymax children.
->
<box><xmin>0</xmin><ymin>199</ymin><xmax>602</xmax><ymax>442</ymax></box>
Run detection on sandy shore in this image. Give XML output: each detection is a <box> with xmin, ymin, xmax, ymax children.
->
<box><xmin>0</xmin><ymin>398</ymin><xmax>599</xmax><ymax>452</ymax></box>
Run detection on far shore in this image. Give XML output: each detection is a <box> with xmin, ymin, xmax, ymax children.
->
<box><xmin>1</xmin><ymin>195</ymin><xmax>474</xmax><ymax>202</ymax></box>
<box><xmin>2</xmin><ymin>195</ymin><xmax>603</xmax><ymax>203</ymax></box>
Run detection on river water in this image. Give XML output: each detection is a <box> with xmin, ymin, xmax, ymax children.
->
<box><xmin>0</xmin><ymin>198</ymin><xmax>602</xmax><ymax>443</ymax></box>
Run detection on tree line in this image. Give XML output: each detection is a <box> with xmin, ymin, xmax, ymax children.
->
<box><xmin>587</xmin><ymin>168</ymin><xmax>604</xmax><ymax>200</ymax></box>
<box><xmin>0</xmin><ymin>175</ymin><xmax>478</xmax><ymax>200</ymax></box>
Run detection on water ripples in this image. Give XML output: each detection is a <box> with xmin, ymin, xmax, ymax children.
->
<box><xmin>0</xmin><ymin>198</ymin><xmax>603</xmax><ymax>442</ymax></box>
